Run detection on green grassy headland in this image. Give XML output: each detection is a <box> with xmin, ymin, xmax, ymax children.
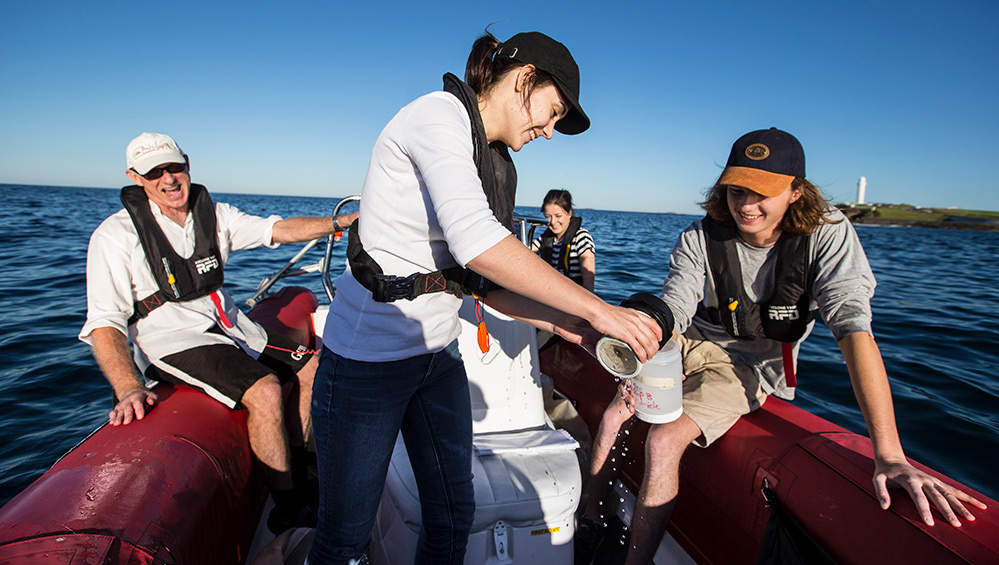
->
<box><xmin>836</xmin><ymin>203</ymin><xmax>999</xmax><ymax>231</ymax></box>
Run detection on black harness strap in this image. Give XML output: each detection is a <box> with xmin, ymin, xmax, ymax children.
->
<box><xmin>346</xmin><ymin>219</ymin><xmax>486</xmax><ymax>302</ymax></box>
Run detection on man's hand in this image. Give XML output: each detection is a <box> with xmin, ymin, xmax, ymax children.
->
<box><xmin>109</xmin><ymin>388</ymin><xmax>159</xmax><ymax>426</ymax></box>
<box><xmin>874</xmin><ymin>457</ymin><xmax>987</xmax><ymax>527</ymax></box>
<box><xmin>618</xmin><ymin>379</ymin><xmax>638</xmax><ymax>414</ymax></box>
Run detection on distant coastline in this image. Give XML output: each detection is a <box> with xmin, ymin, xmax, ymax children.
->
<box><xmin>838</xmin><ymin>204</ymin><xmax>999</xmax><ymax>232</ymax></box>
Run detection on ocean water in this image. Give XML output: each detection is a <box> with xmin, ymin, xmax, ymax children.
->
<box><xmin>1</xmin><ymin>184</ymin><xmax>997</xmax><ymax>506</ymax></box>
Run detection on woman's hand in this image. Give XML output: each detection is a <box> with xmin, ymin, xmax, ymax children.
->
<box><xmin>589</xmin><ymin>303</ymin><xmax>661</xmax><ymax>363</ymax></box>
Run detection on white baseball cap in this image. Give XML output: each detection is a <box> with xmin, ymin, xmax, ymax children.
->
<box><xmin>126</xmin><ymin>132</ymin><xmax>186</xmax><ymax>174</ymax></box>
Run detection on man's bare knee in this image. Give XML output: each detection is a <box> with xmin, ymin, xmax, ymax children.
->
<box><xmin>295</xmin><ymin>354</ymin><xmax>318</xmax><ymax>389</ymax></box>
<box><xmin>644</xmin><ymin>417</ymin><xmax>700</xmax><ymax>471</ymax></box>
<box><xmin>242</xmin><ymin>374</ymin><xmax>284</xmax><ymax>417</ymax></box>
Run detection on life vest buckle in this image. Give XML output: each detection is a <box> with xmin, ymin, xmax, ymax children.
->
<box><xmin>374</xmin><ymin>273</ymin><xmax>419</xmax><ymax>302</ymax></box>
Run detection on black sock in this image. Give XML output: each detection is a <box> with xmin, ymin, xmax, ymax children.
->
<box><xmin>290</xmin><ymin>445</ymin><xmax>311</xmax><ymax>489</ymax></box>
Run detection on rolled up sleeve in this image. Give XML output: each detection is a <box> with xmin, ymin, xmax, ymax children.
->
<box><xmin>217</xmin><ymin>202</ymin><xmax>282</xmax><ymax>251</ymax></box>
<box><xmin>79</xmin><ymin>226</ymin><xmax>135</xmax><ymax>345</ymax></box>
<box><xmin>403</xmin><ymin>95</ymin><xmax>509</xmax><ymax>267</ymax></box>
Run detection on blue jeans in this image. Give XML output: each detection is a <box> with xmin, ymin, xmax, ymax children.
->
<box><xmin>308</xmin><ymin>341</ymin><xmax>475</xmax><ymax>565</ymax></box>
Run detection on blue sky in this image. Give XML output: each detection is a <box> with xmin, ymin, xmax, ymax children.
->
<box><xmin>2</xmin><ymin>1</ymin><xmax>996</xmax><ymax>214</ymax></box>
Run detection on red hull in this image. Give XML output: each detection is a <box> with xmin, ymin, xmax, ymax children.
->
<box><xmin>539</xmin><ymin>339</ymin><xmax>999</xmax><ymax>564</ymax></box>
<box><xmin>0</xmin><ymin>286</ymin><xmax>318</xmax><ymax>565</ymax></box>
<box><xmin>0</xmin><ymin>383</ymin><xmax>265</xmax><ymax>565</ymax></box>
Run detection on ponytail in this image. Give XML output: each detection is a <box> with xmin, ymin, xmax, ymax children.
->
<box><xmin>465</xmin><ymin>33</ymin><xmax>503</xmax><ymax>94</ymax></box>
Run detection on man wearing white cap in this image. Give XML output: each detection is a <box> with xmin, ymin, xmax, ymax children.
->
<box><xmin>79</xmin><ymin>132</ymin><xmax>356</xmax><ymax>534</ymax></box>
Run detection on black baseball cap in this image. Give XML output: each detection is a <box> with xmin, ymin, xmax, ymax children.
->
<box><xmin>717</xmin><ymin>128</ymin><xmax>806</xmax><ymax>197</ymax></box>
<box><xmin>496</xmin><ymin>32</ymin><xmax>590</xmax><ymax>135</ymax></box>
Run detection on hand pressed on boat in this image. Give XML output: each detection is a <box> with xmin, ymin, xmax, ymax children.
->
<box><xmin>90</xmin><ymin>326</ymin><xmax>158</xmax><ymax>425</ymax></box>
<box><xmin>109</xmin><ymin>387</ymin><xmax>159</xmax><ymax>426</ymax></box>
<box><xmin>837</xmin><ymin>331</ymin><xmax>986</xmax><ymax>528</ymax></box>
<box><xmin>874</xmin><ymin>458</ymin><xmax>987</xmax><ymax>528</ymax></box>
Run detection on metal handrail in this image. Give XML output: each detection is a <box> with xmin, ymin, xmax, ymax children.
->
<box><xmin>514</xmin><ymin>216</ymin><xmax>549</xmax><ymax>246</ymax></box>
<box><xmin>246</xmin><ymin>195</ymin><xmax>360</xmax><ymax>307</ymax></box>
<box><xmin>321</xmin><ymin>196</ymin><xmax>361</xmax><ymax>302</ymax></box>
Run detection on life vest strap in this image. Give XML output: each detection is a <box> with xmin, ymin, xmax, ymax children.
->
<box><xmin>347</xmin><ymin>219</ymin><xmax>488</xmax><ymax>302</ymax></box>
<box><xmin>781</xmin><ymin>341</ymin><xmax>797</xmax><ymax>388</ymax></box>
<box><xmin>372</xmin><ymin>271</ymin><xmax>464</xmax><ymax>303</ymax></box>
<box><xmin>128</xmin><ymin>290</ymin><xmax>170</xmax><ymax>326</ymax></box>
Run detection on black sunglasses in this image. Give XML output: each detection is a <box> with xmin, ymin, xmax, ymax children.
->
<box><xmin>138</xmin><ymin>162</ymin><xmax>187</xmax><ymax>180</ymax></box>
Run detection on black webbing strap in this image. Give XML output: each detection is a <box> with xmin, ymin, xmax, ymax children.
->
<box><xmin>346</xmin><ymin>220</ymin><xmax>473</xmax><ymax>302</ymax></box>
<box><xmin>128</xmin><ymin>289</ymin><xmax>171</xmax><ymax>325</ymax></box>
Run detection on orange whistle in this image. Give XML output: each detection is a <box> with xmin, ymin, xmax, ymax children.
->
<box><xmin>477</xmin><ymin>321</ymin><xmax>490</xmax><ymax>353</ymax></box>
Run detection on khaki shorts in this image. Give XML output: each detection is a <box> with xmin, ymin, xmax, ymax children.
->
<box><xmin>678</xmin><ymin>326</ymin><xmax>768</xmax><ymax>447</ymax></box>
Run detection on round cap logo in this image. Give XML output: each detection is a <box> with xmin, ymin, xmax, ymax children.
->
<box><xmin>745</xmin><ymin>143</ymin><xmax>770</xmax><ymax>160</ymax></box>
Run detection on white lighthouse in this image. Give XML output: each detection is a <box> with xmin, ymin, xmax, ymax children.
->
<box><xmin>856</xmin><ymin>176</ymin><xmax>867</xmax><ymax>205</ymax></box>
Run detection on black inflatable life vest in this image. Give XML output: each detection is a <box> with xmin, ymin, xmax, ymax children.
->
<box><xmin>698</xmin><ymin>216</ymin><xmax>816</xmax><ymax>342</ymax></box>
<box><xmin>121</xmin><ymin>184</ymin><xmax>224</xmax><ymax>324</ymax></box>
<box><xmin>539</xmin><ymin>215</ymin><xmax>583</xmax><ymax>285</ymax></box>
<box><xmin>346</xmin><ymin>73</ymin><xmax>518</xmax><ymax>302</ymax></box>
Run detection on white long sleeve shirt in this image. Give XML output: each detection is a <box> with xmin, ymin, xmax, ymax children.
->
<box><xmin>80</xmin><ymin>197</ymin><xmax>281</xmax><ymax>375</ymax></box>
<box><xmin>323</xmin><ymin>91</ymin><xmax>511</xmax><ymax>362</ymax></box>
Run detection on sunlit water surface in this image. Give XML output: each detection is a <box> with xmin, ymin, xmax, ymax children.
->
<box><xmin>1</xmin><ymin>185</ymin><xmax>996</xmax><ymax>505</ymax></box>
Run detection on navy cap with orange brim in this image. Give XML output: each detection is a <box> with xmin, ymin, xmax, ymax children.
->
<box><xmin>716</xmin><ymin>128</ymin><xmax>805</xmax><ymax>197</ymax></box>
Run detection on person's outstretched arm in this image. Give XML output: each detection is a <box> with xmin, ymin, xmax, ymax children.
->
<box><xmin>469</xmin><ymin>235</ymin><xmax>660</xmax><ymax>362</ymax></box>
<box><xmin>271</xmin><ymin>212</ymin><xmax>358</xmax><ymax>244</ymax></box>
<box><xmin>839</xmin><ymin>331</ymin><xmax>987</xmax><ymax>527</ymax></box>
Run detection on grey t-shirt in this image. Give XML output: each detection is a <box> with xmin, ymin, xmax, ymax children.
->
<box><xmin>660</xmin><ymin>208</ymin><xmax>876</xmax><ymax>399</ymax></box>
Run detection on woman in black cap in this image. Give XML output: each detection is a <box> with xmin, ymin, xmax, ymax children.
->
<box><xmin>309</xmin><ymin>31</ymin><xmax>661</xmax><ymax>564</ymax></box>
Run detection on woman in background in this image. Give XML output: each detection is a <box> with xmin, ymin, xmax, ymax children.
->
<box><xmin>532</xmin><ymin>189</ymin><xmax>596</xmax><ymax>292</ymax></box>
